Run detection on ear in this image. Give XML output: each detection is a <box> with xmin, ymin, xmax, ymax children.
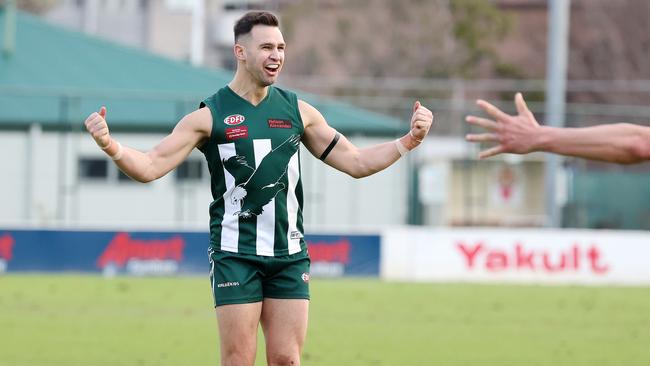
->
<box><xmin>234</xmin><ymin>43</ymin><xmax>246</xmax><ymax>61</ymax></box>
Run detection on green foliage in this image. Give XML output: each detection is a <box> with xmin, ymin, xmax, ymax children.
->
<box><xmin>303</xmin><ymin>46</ymin><xmax>322</xmax><ymax>75</ymax></box>
<box><xmin>279</xmin><ymin>0</ymin><xmax>523</xmax><ymax>79</ymax></box>
<box><xmin>2</xmin><ymin>275</ymin><xmax>649</xmax><ymax>366</ymax></box>
<box><xmin>450</xmin><ymin>0</ymin><xmax>513</xmax><ymax>77</ymax></box>
<box><xmin>336</xmin><ymin>17</ymin><xmax>352</xmax><ymax>38</ymax></box>
<box><xmin>494</xmin><ymin>62</ymin><xmax>525</xmax><ymax>79</ymax></box>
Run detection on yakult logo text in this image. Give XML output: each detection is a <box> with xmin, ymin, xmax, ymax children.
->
<box><xmin>97</xmin><ymin>233</ymin><xmax>185</xmax><ymax>275</ymax></box>
<box><xmin>456</xmin><ymin>241</ymin><xmax>610</xmax><ymax>274</ymax></box>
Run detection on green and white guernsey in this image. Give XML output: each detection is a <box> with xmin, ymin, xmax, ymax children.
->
<box><xmin>199</xmin><ymin>86</ymin><xmax>306</xmax><ymax>257</ymax></box>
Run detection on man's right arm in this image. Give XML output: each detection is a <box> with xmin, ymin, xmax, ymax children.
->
<box><xmin>84</xmin><ymin>107</ymin><xmax>212</xmax><ymax>182</ymax></box>
<box><xmin>465</xmin><ymin>93</ymin><xmax>650</xmax><ymax>164</ymax></box>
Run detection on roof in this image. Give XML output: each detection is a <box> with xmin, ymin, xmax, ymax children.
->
<box><xmin>0</xmin><ymin>8</ymin><xmax>403</xmax><ymax>136</ymax></box>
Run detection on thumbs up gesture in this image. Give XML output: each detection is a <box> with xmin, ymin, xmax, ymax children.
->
<box><xmin>409</xmin><ymin>101</ymin><xmax>434</xmax><ymax>143</ymax></box>
<box><xmin>84</xmin><ymin>106</ymin><xmax>111</xmax><ymax>149</ymax></box>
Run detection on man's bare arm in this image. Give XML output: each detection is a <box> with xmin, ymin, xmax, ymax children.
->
<box><xmin>84</xmin><ymin>107</ymin><xmax>212</xmax><ymax>182</ymax></box>
<box><xmin>465</xmin><ymin>93</ymin><xmax>650</xmax><ymax>164</ymax></box>
<box><xmin>299</xmin><ymin>100</ymin><xmax>433</xmax><ymax>178</ymax></box>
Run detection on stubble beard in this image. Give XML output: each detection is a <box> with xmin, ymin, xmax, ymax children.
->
<box><xmin>249</xmin><ymin>64</ymin><xmax>277</xmax><ymax>87</ymax></box>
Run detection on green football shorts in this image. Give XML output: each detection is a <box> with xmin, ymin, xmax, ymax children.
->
<box><xmin>208</xmin><ymin>249</ymin><xmax>311</xmax><ymax>307</ymax></box>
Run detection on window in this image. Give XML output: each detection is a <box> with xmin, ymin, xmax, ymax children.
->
<box><xmin>176</xmin><ymin>160</ymin><xmax>204</xmax><ymax>182</ymax></box>
<box><xmin>78</xmin><ymin>157</ymin><xmax>137</xmax><ymax>183</ymax></box>
<box><xmin>79</xmin><ymin>158</ymin><xmax>108</xmax><ymax>179</ymax></box>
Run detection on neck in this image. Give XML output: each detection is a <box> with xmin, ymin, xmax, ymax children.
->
<box><xmin>229</xmin><ymin>69</ymin><xmax>270</xmax><ymax>106</ymax></box>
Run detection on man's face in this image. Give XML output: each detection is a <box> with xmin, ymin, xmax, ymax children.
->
<box><xmin>237</xmin><ymin>25</ymin><xmax>285</xmax><ymax>87</ymax></box>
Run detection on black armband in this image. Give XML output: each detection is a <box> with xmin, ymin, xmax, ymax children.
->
<box><xmin>319</xmin><ymin>132</ymin><xmax>341</xmax><ymax>161</ymax></box>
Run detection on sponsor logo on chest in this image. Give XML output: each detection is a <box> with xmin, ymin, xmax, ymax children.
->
<box><xmin>225</xmin><ymin>126</ymin><xmax>249</xmax><ymax>141</ymax></box>
<box><xmin>224</xmin><ymin>114</ymin><xmax>245</xmax><ymax>126</ymax></box>
<box><xmin>268</xmin><ymin>119</ymin><xmax>292</xmax><ymax>129</ymax></box>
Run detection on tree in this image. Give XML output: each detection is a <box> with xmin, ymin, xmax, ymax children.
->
<box><xmin>280</xmin><ymin>0</ymin><xmax>514</xmax><ymax>79</ymax></box>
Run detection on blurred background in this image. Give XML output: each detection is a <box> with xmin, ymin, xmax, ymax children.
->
<box><xmin>2</xmin><ymin>0</ymin><xmax>650</xmax><ymax>231</ymax></box>
<box><xmin>2</xmin><ymin>1</ymin><xmax>650</xmax><ymax>365</ymax></box>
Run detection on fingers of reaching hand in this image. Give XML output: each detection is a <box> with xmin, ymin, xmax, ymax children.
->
<box><xmin>465</xmin><ymin>115</ymin><xmax>498</xmax><ymax>130</ymax></box>
<box><xmin>478</xmin><ymin>145</ymin><xmax>505</xmax><ymax>159</ymax></box>
<box><xmin>465</xmin><ymin>133</ymin><xmax>499</xmax><ymax>143</ymax></box>
<box><xmin>465</xmin><ymin>114</ymin><xmax>504</xmax><ymax>159</ymax></box>
<box><xmin>514</xmin><ymin>93</ymin><xmax>534</xmax><ymax>120</ymax></box>
<box><xmin>476</xmin><ymin>99</ymin><xmax>510</xmax><ymax>121</ymax></box>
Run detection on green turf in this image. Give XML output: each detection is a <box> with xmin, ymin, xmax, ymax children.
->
<box><xmin>1</xmin><ymin>275</ymin><xmax>649</xmax><ymax>366</ymax></box>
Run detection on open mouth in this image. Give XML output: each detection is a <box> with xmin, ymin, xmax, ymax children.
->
<box><xmin>265</xmin><ymin>64</ymin><xmax>280</xmax><ymax>75</ymax></box>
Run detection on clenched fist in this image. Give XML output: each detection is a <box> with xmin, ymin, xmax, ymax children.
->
<box><xmin>84</xmin><ymin>106</ymin><xmax>111</xmax><ymax>149</ymax></box>
<box><xmin>409</xmin><ymin>101</ymin><xmax>434</xmax><ymax>142</ymax></box>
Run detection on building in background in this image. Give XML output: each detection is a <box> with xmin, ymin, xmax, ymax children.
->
<box><xmin>5</xmin><ymin>1</ymin><xmax>650</xmax><ymax>230</ymax></box>
<box><xmin>0</xmin><ymin>8</ymin><xmax>411</xmax><ymax>230</ymax></box>
<box><xmin>41</xmin><ymin>0</ymin><xmax>271</xmax><ymax>69</ymax></box>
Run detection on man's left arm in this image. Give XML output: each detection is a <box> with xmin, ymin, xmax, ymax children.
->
<box><xmin>299</xmin><ymin>100</ymin><xmax>433</xmax><ymax>178</ymax></box>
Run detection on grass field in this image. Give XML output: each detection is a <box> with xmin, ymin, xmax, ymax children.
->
<box><xmin>1</xmin><ymin>275</ymin><xmax>649</xmax><ymax>366</ymax></box>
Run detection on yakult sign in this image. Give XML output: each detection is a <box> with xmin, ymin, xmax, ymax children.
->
<box><xmin>455</xmin><ymin>241</ymin><xmax>609</xmax><ymax>274</ymax></box>
<box><xmin>382</xmin><ymin>228</ymin><xmax>650</xmax><ymax>285</ymax></box>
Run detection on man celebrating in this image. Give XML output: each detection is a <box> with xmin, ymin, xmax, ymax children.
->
<box><xmin>84</xmin><ymin>11</ymin><xmax>433</xmax><ymax>366</ymax></box>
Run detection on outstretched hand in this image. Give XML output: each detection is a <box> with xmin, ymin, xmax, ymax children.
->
<box><xmin>465</xmin><ymin>93</ymin><xmax>541</xmax><ymax>159</ymax></box>
<box><xmin>84</xmin><ymin>106</ymin><xmax>111</xmax><ymax>148</ymax></box>
<box><xmin>409</xmin><ymin>101</ymin><xmax>434</xmax><ymax>142</ymax></box>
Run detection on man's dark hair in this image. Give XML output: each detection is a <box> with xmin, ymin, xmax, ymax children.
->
<box><xmin>234</xmin><ymin>11</ymin><xmax>279</xmax><ymax>42</ymax></box>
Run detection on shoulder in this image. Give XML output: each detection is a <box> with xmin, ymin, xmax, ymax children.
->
<box><xmin>179</xmin><ymin>107</ymin><xmax>212</xmax><ymax>137</ymax></box>
<box><xmin>297</xmin><ymin>99</ymin><xmax>317</xmax><ymax>116</ymax></box>
<box><xmin>298</xmin><ymin>99</ymin><xmax>326</xmax><ymax>128</ymax></box>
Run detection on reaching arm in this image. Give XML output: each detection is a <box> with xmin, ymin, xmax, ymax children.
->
<box><xmin>300</xmin><ymin>99</ymin><xmax>434</xmax><ymax>178</ymax></box>
<box><xmin>84</xmin><ymin>106</ymin><xmax>212</xmax><ymax>182</ymax></box>
<box><xmin>465</xmin><ymin>93</ymin><xmax>650</xmax><ymax>164</ymax></box>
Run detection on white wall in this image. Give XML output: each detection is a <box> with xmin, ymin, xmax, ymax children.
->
<box><xmin>0</xmin><ymin>131</ymin><xmax>406</xmax><ymax>230</ymax></box>
<box><xmin>301</xmin><ymin>136</ymin><xmax>408</xmax><ymax>230</ymax></box>
<box><xmin>0</xmin><ymin>132</ymin><xmax>27</xmax><ymax>223</ymax></box>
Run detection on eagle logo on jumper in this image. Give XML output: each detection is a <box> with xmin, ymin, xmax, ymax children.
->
<box><xmin>222</xmin><ymin>134</ymin><xmax>300</xmax><ymax>218</ymax></box>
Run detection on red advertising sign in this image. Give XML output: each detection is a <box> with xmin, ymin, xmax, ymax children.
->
<box><xmin>0</xmin><ymin>233</ymin><xmax>14</xmax><ymax>261</ymax></box>
<box><xmin>97</xmin><ymin>233</ymin><xmax>184</xmax><ymax>269</ymax></box>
